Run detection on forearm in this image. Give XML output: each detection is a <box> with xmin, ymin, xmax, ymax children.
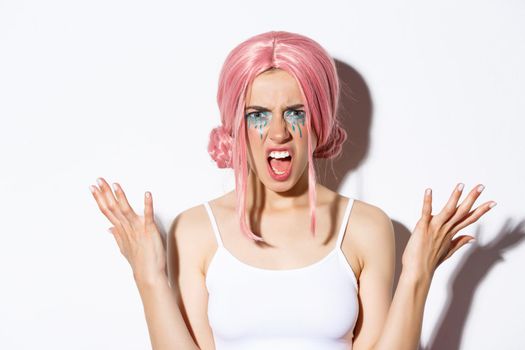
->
<box><xmin>136</xmin><ymin>275</ymin><xmax>199</xmax><ymax>350</ymax></box>
<box><xmin>372</xmin><ymin>271</ymin><xmax>432</xmax><ymax>350</ymax></box>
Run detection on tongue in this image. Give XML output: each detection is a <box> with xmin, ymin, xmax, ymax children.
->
<box><xmin>269</xmin><ymin>158</ymin><xmax>291</xmax><ymax>172</ymax></box>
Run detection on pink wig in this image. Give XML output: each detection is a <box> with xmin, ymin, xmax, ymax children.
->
<box><xmin>207</xmin><ymin>31</ymin><xmax>346</xmax><ymax>242</ymax></box>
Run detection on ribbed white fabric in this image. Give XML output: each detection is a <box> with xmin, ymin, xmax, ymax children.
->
<box><xmin>203</xmin><ymin>198</ymin><xmax>359</xmax><ymax>350</ymax></box>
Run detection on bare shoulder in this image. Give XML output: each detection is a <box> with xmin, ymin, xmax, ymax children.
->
<box><xmin>168</xmin><ymin>191</ymin><xmax>234</xmax><ymax>276</ymax></box>
<box><xmin>345</xmin><ymin>198</ymin><xmax>395</xmax><ymax>272</ymax></box>
<box><xmin>167</xmin><ymin>202</ymin><xmax>215</xmax><ymax>276</ymax></box>
<box><xmin>349</xmin><ymin>199</ymin><xmax>393</xmax><ymax>233</ymax></box>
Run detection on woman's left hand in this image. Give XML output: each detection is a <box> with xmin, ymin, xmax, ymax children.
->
<box><xmin>402</xmin><ymin>183</ymin><xmax>496</xmax><ymax>280</ymax></box>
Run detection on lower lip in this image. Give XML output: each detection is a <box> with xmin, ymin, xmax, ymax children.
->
<box><xmin>267</xmin><ymin>158</ymin><xmax>293</xmax><ymax>181</ymax></box>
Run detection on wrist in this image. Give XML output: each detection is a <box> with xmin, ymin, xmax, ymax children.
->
<box><xmin>134</xmin><ymin>272</ymin><xmax>169</xmax><ymax>289</ymax></box>
<box><xmin>400</xmin><ymin>268</ymin><xmax>433</xmax><ymax>288</ymax></box>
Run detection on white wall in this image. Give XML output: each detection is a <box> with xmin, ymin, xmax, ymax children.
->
<box><xmin>1</xmin><ymin>0</ymin><xmax>524</xmax><ymax>349</ymax></box>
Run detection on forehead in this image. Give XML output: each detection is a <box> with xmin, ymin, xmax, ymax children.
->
<box><xmin>245</xmin><ymin>69</ymin><xmax>303</xmax><ymax>108</ymax></box>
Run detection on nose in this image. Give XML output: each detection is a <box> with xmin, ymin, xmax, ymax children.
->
<box><xmin>268</xmin><ymin>112</ymin><xmax>291</xmax><ymax>143</ymax></box>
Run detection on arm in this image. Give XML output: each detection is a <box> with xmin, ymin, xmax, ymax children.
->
<box><xmin>350</xmin><ymin>205</ymin><xmax>429</xmax><ymax>350</ymax></box>
<box><xmin>349</xmin><ymin>205</ymin><xmax>428</xmax><ymax>350</ymax></box>
<box><xmin>137</xmin><ymin>205</ymin><xmax>216</xmax><ymax>350</ymax></box>
<box><xmin>89</xmin><ymin>179</ymin><xmax>200</xmax><ymax>350</ymax></box>
<box><xmin>371</xmin><ymin>271</ymin><xmax>431</xmax><ymax>350</ymax></box>
<box><xmin>134</xmin><ymin>207</ymin><xmax>208</xmax><ymax>350</ymax></box>
<box><xmin>166</xmin><ymin>206</ymin><xmax>216</xmax><ymax>350</ymax></box>
<box><xmin>363</xmin><ymin>185</ymin><xmax>493</xmax><ymax>350</ymax></box>
<box><xmin>136</xmin><ymin>276</ymin><xmax>200</xmax><ymax>350</ymax></box>
<box><xmin>349</xmin><ymin>203</ymin><xmax>396</xmax><ymax>350</ymax></box>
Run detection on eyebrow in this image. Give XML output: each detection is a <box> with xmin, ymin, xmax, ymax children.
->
<box><xmin>245</xmin><ymin>104</ymin><xmax>304</xmax><ymax>111</ymax></box>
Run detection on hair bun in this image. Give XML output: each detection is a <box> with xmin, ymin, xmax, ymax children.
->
<box><xmin>208</xmin><ymin>125</ymin><xmax>233</xmax><ymax>168</ymax></box>
<box><xmin>313</xmin><ymin>124</ymin><xmax>347</xmax><ymax>159</ymax></box>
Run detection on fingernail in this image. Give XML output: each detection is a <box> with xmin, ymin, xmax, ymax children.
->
<box><xmin>112</xmin><ymin>183</ymin><xmax>118</xmax><ymax>191</ymax></box>
<box><xmin>477</xmin><ymin>184</ymin><xmax>485</xmax><ymax>193</ymax></box>
<box><xmin>426</xmin><ymin>188</ymin><xmax>431</xmax><ymax>196</ymax></box>
<box><xmin>145</xmin><ymin>192</ymin><xmax>151</xmax><ymax>198</ymax></box>
<box><xmin>457</xmin><ymin>183</ymin><xmax>464</xmax><ymax>191</ymax></box>
<box><xmin>97</xmin><ymin>178</ymin><xmax>103</xmax><ymax>186</ymax></box>
<box><xmin>489</xmin><ymin>201</ymin><xmax>497</xmax><ymax>208</ymax></box>
<box><xmin>89</xmin><ymin>185</ymin><xmax>96</xmax><ymax>193</ymax></box>
<box><xmin>468</xmin><ymin>239</ymin><xmax>476</xmax><ymax>244</ymax></box>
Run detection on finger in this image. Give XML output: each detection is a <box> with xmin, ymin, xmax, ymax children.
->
<box><xmin>443</xmin><ymin>184</ymin><xmax>485</xmax><ymax>233</ymax></box>
<box><xmin>421</xmin><ymin>188</ymin><xmax>432</xmax><ymax>220</ymax></box>
<box><xmin>447</xmin><ymin>201</ymin><xmax>496</xmax><ymax>239</ymax></box>
<box><xmin>96</xmin><ymin>178</ymin><xmax>135</xmax><ymax>236</ymax></box>
<box><xmin>112</xmin><ymin>182</ymin><xmax>138</xmax><ymax>221</ymax></box>
<box><xmin>97</xmin><ymin>177</ymin><xmax>117</xmax><ymax>201</ymax></box>
<box><xmin>96</xmin><ymin>178</ymin><xmax>122</xmax><ymax>218</ymax></box>
<box><xmin>439</xmin><ymin>235</ymin><xmax>475</xmax><ymax>265</ymax></box>
<box><xmin>144</xmin><ymin>191</ymin><xmax>155</xmax><ymax>231</ymax></box>
<box><xmin>90</xmin><ymin>184</ymin><xmax>121</xmax><ymax>226</ymax></box>
<box><xmin>416</xmin><ymin>188</ymin><xmax>433</xmax><ymax>231</ymax></box>
<box><xmin>434</xmin><ymin>183</ymin><xmax>464</xmax><ymax>226</ymax></box>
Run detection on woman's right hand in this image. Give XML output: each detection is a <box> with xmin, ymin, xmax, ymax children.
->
<box><xmin>89</xmin><ymin>177</ymin><xmax>167</xmax><ymax>285</ymax></box>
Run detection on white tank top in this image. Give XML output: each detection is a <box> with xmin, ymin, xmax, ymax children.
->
<box><xmin>203</xmin><ymin>198</ymin><xmax>359</xmax><ymax>350</ymax></box>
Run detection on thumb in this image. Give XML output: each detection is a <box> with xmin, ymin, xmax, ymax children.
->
<box><xmin>144</xmin><ymin>191</ymin><xmax>156</xmax><ymax>232</ymax></box>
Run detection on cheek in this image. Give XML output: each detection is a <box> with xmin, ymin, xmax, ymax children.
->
<box><xmin>247</xmin><ymin>127</ymin><xmax>263</xmax><ymax>141</ymax></box>
<box><xmin>246</xmin><ymin>116</ymin><xmax>270</xmax><ymax>140</ymax></box>
<box><xmin>287</xmin><ymin>116</ymin><xmax>306</xmax><ymax>138</ymax></box>
<box><xmin>245</xmin><ymin>129</ymin><xmax>265</xmax><ymax>169</ymax></box>
<box><xmin>246</xmin><ymin>129</ymin><xmax>265</xmax><ymax>155</ymax></box>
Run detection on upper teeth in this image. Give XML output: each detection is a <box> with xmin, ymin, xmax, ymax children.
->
<box><xmin>269</xmin><ymin>151</ymin><xmax>290</xmax><ymax>159</ymax></box>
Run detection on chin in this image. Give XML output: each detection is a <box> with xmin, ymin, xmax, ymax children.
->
<box><xmin>263</xmin><ymin>166</ymin><xmax>307</xmax><ymax>193</ymax></box>
<box><xmin>264</xmin><ymin>179</ymin><xmax>298</xmax><ymax>193</ymax></box>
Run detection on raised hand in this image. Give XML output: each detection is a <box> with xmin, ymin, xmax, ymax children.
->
<box><xmin>402</xmin><ymin>183</ymin><xmax>497</xmax><ymax>280</ymax></box>
<box><xmin>89</xmin><ymin>177</ymin><xmax>167</xmax><ymax>285</ymax></box>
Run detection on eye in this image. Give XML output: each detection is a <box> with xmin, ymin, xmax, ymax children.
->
<box><xmin>245</xmin><ymin>111</ymin><xmax>271</xmax><ymax>119</ymax></box>
<box><xmin>285</xmin><ymin>109</ymin><xmax>305</xmax><ymax>118</ymax></box>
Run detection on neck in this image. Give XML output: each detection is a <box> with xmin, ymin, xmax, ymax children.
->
<box><xmin>245</xmin><ymin>165</ymin><xmax>316</xmax><ymax>211</ymax></box>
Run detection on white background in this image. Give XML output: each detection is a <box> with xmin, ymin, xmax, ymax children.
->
<box><xmin>1</xmin><ymin>0</ymin><xmax>524</xmax><ymax>349</ymax></box>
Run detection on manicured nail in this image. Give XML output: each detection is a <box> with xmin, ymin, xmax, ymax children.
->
<box><xmin>97</xmin><ymin>178</ymin><xmax>103</xmax><ymax>186</ymax></box>
<box><xmin>477</xmin><ymin>184</ymin><xmax>485</xmax><ymax>193</ymax></box>
<box><xmin>426</xmin><ymin>188</ymin><xmax>432</xmax><ymax>196</ymax></box>
<box><xmin>89</xmin><ymin>185</ymin><xmax>96</xmax><ymax>193</ymax></box>
<box><xmin>489</xmin><ymin>201</ymin><xmax>497</xmax><ymax>208</ymax></box>
<box><xmin>112</xmin><ymin>183</ymin><xmax>118</xmax><ymax>191</ymax></box>
<box><xmin>457</xmin><ymin>183</ymin><xmax>464</xmax><ymax>191</ymax></box>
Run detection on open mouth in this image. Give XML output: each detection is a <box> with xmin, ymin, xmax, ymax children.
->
<box><xmin>267</xmin><ymin>153</ymin><xmax>293</xmax><ymax>179</ymax></box>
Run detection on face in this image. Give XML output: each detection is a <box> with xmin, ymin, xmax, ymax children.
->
<box><xmin>244</xmin><ymin>68</ymin><xmax>317</xmax><ymax>192</ymax></box>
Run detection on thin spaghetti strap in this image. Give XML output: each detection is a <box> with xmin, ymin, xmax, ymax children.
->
<box><xmin>203</xmin><ymin>202</ymin><xmax>224</xmax><ymax>248</ymax></box>
<box><xmin>335</xmin><ymin>198</ymin><xmax>355</xmax><ymax>249</ymax></box>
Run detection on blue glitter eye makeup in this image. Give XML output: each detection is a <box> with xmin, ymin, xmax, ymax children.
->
<box><xmin>246</xmin><ymin>111</ymin><xmax>273</xmax><ymax>139</ymax></box>
<box><xmin>245</xmin><ymin>109</ymin><xmax>306</xmax><ymax>139</ymax></box>
<box><xmin>284</xmin><ymin>110</ymin><xmax>306</xmax><ymax>137</ymax></box>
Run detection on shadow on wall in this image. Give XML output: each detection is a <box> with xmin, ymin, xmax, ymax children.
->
<box><xmin>315</xmin><ymin>59</ymin><xmax>372</xmax><ymax>189</ymax></box>
<box><xmin>319</xmin><ymin>59</ymin><xmax>525</xmax><ymax>350</ymax></box>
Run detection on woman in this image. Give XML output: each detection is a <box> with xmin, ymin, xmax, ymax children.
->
<box><xmin>89</xmin><ymin>31</ymin><xmax>496</xmax><ymax>350</ymax></box>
